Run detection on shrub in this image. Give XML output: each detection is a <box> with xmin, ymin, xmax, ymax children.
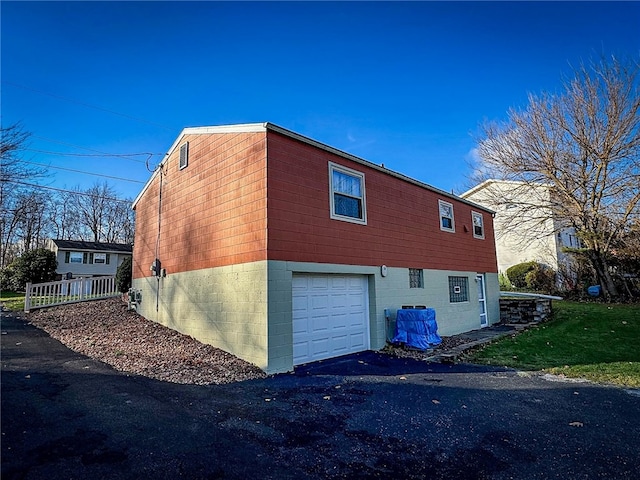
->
<box><xmin>0</xmin><ymin>265</ymin><xmax>18</xmax><ymax>291</ymax></box>
<box><xmin>116</xmin><ymin>256</ymin><xmax>132</xmax><ymax>293</ymax></box>
<box><xmin>525</xmin><ymin>263</ymin><xmax>556</xmax><ymax>293</ymax></box>
<box><xmin>498</xmin><ymin>272</ymin><xmax>513</xmax><ymax>290</ymax></box>
<box><xmin>9</xmin><ymin>248</ymin><xmax>57</xmax><ymax>291</ymax></box>
<box><xmin>506</xmin><ymin>261</ymin><xmax>537</xmax><ymax>288</ymax></box>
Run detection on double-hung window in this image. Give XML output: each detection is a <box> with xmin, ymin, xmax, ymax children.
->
<box><xmin>439</xmin><ymin>200</ymin><xmax>455</xmax><ymax>232</ymax></box>
<box><xmin>329</xmin><ymin>162</ymin><xmax>367</xmax><ymax>225</ymax></box>
<box><xmin>472</xmin><ymin>211</ymin><xmax>484</xmax><ymax>239</ymax></box>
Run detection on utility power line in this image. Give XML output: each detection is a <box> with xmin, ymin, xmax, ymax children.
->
<box><xmin>4</xmin><ymin>180</ymin><xmax>135</xmax><ymax>204</ymax></box>
<box><xmin>24</xmin><ymin>148</ymin><xmax>160</xmax><ymax>163</ymax></box>
<box><xmin>21</xmin><ymin>160</ymin><xmax>145</xmax><ymax>184</ymax></box>
<box><xmin>3</xmin><ymin>80</ymin><xmax>174</xmax><ymax>131</ymax></box>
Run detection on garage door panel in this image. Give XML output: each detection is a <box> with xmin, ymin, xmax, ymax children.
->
<box><xmin>331</xmin><ymin>335</ymin><xmax>348</xmax><ymax>353</ymax></box>
<box><xmin>348</xmin><ymin>293</ymin><xmax>365</xmax><ymax>307</ymax></box>
<box><xmin>293</xmin><ymin>320</ymin><xmax>308</xmax><ymax>335</ymax></box>
<box><xmin>331</xmin><ymin>315</ymin><xmax>350</xmax><ymax>332</ymax></box>
<box><xmin>311</xmin><ymin>315</ymin><xmax>330</xmax><ymax>333</ymax></box>
<box><xmin>311</xmin><ymin>276</ymin><xmax>329</xmax><ymax>289</ymax></box>
<box><xmin>311</xmin><ymin>338</ymin><xmax>330</xmax><ymax>355</ymax></box>
<box><xmin>349</xmin><ymin>332</ymin><xmax>366</xmax><ymax>349</ymax></box>
<box><xmin>292</xmin><ymin>274</ymin><xmax>369</xmax><ymax>366</ymax></box>
<box><xmin>293</xmin><ymin>340</ymin><xmax>308</xmax><ymax>360</ymax></box>
<box><xmin>349</xmin><ymin>312</ymin><xmax>366</xmax><ymax>328</ymax></box>
<box><xmin>311</xmin><ymin>294</ymin><xmax>329</xmax><ymax>310</ymax></box>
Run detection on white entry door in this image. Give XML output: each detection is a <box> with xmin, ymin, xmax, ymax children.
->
<box><xmin>477</xmin><ymin>274</ymin><xmax>488</xmax><ymax>327</ymax></box>
<box><xmin>292</xmin><ymin>274</ymin><xmax>369</xmax><ymax>365</ymax></box>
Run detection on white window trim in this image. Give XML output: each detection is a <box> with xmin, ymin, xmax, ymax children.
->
<box><xmin>471</xmin><ymin>211</ymin><xmax>485</xmax><ymax>239</ymax></box>
<box><xmin>438</xmin><ymin>199</ymin><xmax>455</xmax><ymax>233</ymax></box>
<box><xmin>328</xmin><ymin>162</ymin><xmax>367</xmax><ymax>225</ymax></box>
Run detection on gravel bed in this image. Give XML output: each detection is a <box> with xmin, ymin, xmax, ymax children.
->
<box><xmin>26</xmin><ymin>297</ymin><xmax>267</xmax><ymax>385</ymax></box>
<box><xmin>24</xmin><ymin>298</ymin><xmax>473</xmax><ymax>385</ymax></box>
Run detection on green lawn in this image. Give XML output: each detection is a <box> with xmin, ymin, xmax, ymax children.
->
<box><xmin>1</xmin><ymin>291</ymin><xmax>25</xmax><ymax>312</ymax></box>
<box><xmin>469</xmin><ymin>301</ymin><xmax>640</xmax><ymax>387</ymax></box>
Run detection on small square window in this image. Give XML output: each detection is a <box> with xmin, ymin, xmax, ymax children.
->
<box><xmin>449</xmin><ymin>276</ymin><xmax>469</xmax><ymax>303</ymax></box>
<box><xmin>439</xmin><ymin>200</ymin><xmax>455</xmax><ymax>232</ymax></box>
<box><xmin>472</xmin><ymin>211</ymin><xmax>484</xmax><ymax>239</ymax></box>
<box><xmin>329</xmin><ymin>162</ymin><xmax>367</xmax><ymax>225</ymax></box>
<box><xmin>179</xmin><ymin>142</ymin><xmax>189</xmax><ymax>170</ymax></box>
<box><xmin>409</xmin><ymin>268</ymin><xmax>424</xmax><ymax>288</ymax></box>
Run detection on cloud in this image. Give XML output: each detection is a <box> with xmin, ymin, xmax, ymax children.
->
<box><xmin>345</xmin><ymin>130</ymin><xmax>376</xmax><ymax>151</ymax></box>
<box><xmin>465</xmin><ymin>147</ymin><xmax>494</xmax><ymax>183</ymax></box>
<box><xmin>465</xmin><ymin>147</ymin><xmax>482</xmax><ymax>165</ymax></box>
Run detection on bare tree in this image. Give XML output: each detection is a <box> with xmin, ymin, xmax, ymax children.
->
<box><xmin>71</xmin><ymin>181</ymin><xmax>134</xmax><ymax>243</ymax></box>
<box><xmin>49</xmin><ymin>191</ymin><xmax>82</xmax><ymax>240</ymax></box>
<box><xmin>1</xmin><ymin>125</ymin><xmax>135</xmax><ymax>265</ymax></box>
<box><xmin>105</xmin><ymin>200</ymin><xmax>135</xmax><ymax>243</ymax></box>
<box><xmin>0</xmin><ymin>124</ymin><xmax>49</xmax><ymax>267</ymax></box>
<box><xmin>473</xmin><ymin>55</ymin><xmax>640</xmax><ymax>299</ymax></box>
<box><xmin>15</xmin><ymin>189</ymin><xmax>50</xmax><ymax>252</ymax></box>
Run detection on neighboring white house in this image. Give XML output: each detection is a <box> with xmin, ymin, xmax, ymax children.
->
<box><xmin>47</xmin><ymin>239</ymin><xmax>132</xmax><ymax>279</ymax></box>
<box><xmin>461</xmin><ymin>180</ymin><xmax>579</xmax><ymax>286</ymax></box>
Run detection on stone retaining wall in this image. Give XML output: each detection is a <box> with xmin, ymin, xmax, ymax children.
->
<box><xmin>499</xmin><ymin>298</ymin><xmax>552</xmax><ymax>324</ymax></box>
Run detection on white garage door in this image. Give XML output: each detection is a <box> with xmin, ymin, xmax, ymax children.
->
<box><xmin>292</xmin><ymin>274</ymin><xmax>370</xmax><ymax>366</ymax></box>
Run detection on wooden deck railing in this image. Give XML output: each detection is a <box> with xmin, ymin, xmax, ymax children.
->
<box><xmin>24</xmin><ymin>276</ymin><xmax>119</xmax><ymax>312</ymax></box>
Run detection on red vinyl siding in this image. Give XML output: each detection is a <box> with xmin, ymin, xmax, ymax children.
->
<box><xmin>133</xmin><ymin>132</ymin><xmax>267</xmax><ymax>278</ymax></box>
<box><xmin>134</xmin><ymin>127</ymin><xmax>497</xmax><ymax>279</ymax></box>
<box><xmin>266</xmin><ymin>131</ymin><xmax>497</xmax><ymax>273</ymax></box>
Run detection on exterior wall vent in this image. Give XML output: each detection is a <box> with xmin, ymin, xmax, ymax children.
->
<box><xmin>179</xmin><ymin>142</ymin><xmax>189</xmax><ymax>170</ymax></box>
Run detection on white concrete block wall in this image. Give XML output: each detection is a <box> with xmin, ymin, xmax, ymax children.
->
<box><xmin>133</xmin><ymin>260</ymin><xmax>500</xmax><ymax>374</ymax></box>
<box><xmin>371</xmin><ymin>267</ymin><xmax>498</xmax><ymax>338</ymax></box>
<box><xmin>132</xmin><ymin>261</ymin><xmax>269</xmax><ymax>370</ymax></box>
<box><xmin>266</xmin><ymin>262</ymin><xmax>293</xmax><ymax>373</ymax></box>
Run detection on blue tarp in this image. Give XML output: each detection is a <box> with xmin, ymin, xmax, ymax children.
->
<box><xmin>392</xmin><ymin>308</ymin><xmax>442</xmax><ymax>350</ymax></box>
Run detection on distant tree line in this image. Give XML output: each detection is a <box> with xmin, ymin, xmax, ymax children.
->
<box><xmin>1</xmin><ymin>124</ymin><xmax>135</xmax><ymax>269</ymax></box>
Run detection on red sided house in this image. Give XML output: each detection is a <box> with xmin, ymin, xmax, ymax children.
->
<box><xmin>132</xmin><ymin>123</ymin><xmax>499</xmax><ymax>373</ymax></box>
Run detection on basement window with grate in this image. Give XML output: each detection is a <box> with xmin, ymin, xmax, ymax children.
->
<box><xmin>448</xmin><ymin>276</ymin><xmax>469</xmax><ymax>303</ymax></box>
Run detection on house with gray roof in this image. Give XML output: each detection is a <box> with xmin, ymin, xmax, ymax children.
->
<box><xmin>47</xmin><ymin>239</ymin><xmax>132</xmax><ymax>279</ymax></box>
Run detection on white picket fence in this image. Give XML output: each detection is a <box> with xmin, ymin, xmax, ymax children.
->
<box><xmin>24</xmin><ymin>276</ymin><xmax>119</xmax><ymax>312</ymax></box>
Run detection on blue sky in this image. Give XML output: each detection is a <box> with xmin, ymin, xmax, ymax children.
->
<box><xmin>2</xmin><ymin>1</ymin><xmax>639</xmax><ymax>201</ymax></box>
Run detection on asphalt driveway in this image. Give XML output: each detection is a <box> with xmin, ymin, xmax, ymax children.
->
<box><xmin>2</xmin><ymin>310</ymin><xmax>639</xmax><ymax>479</ymax></box>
